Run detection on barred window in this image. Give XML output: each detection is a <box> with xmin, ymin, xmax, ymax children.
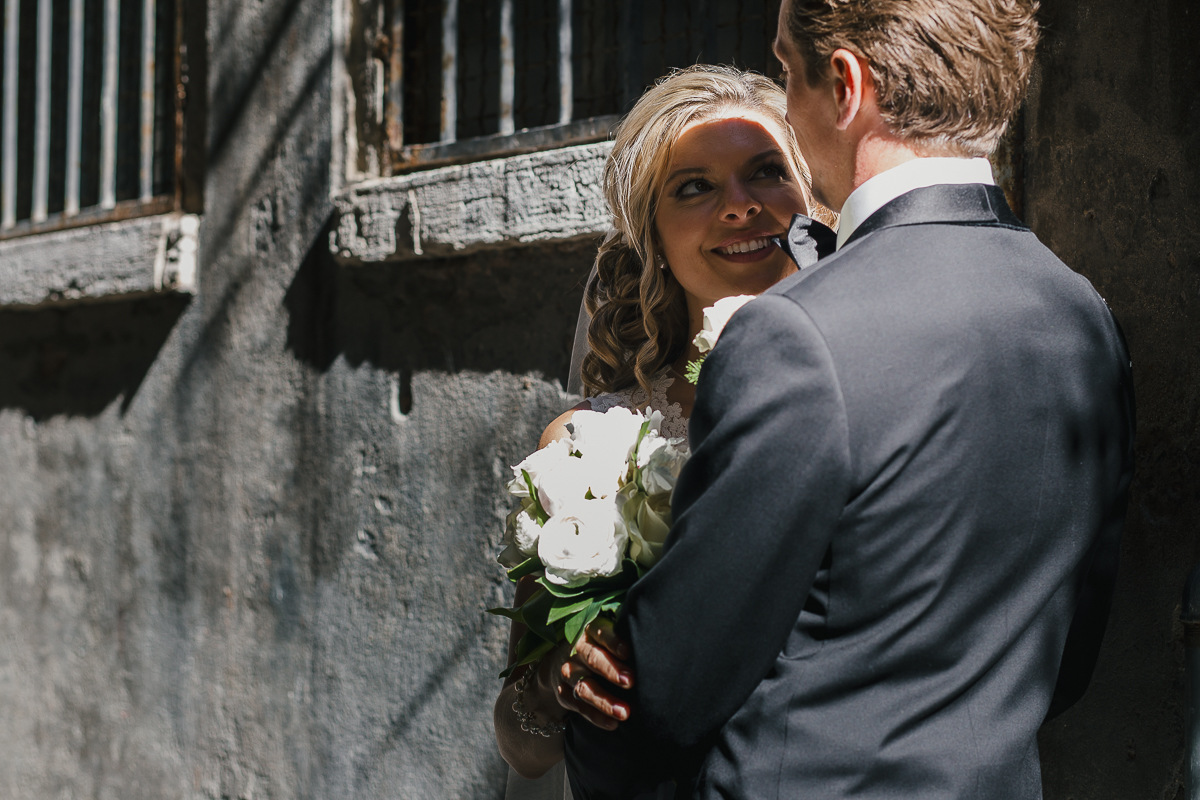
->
<box><xmin>344</xmin><ymin>0</ymin><xmax>783</xmax><ymax>176</ymax></box>
<box><xmin>0</xmin><ymin>0</ymin><xmax>201</xmax><ymax>241</ymax></box>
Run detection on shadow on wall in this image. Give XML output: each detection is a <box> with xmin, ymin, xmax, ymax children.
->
<box><xmin>284</xmin><ymin>220</ymin><xmax>597</xmax><ymax>393</ymax></box>
<box><xmin>0</xmin><ymin>294</ymin><xmax>190</xmax><ymax>420</ymax></box>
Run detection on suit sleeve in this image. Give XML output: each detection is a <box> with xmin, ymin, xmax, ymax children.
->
<box><xmin>620</xmin><ymin>293</ymin><xmax>852</xmax><ymax>750</ymax></box>
<box><xmin>1045</xmin><ymin>306</ymin><xmax>1136</xmax><ymax>721</ymax></box>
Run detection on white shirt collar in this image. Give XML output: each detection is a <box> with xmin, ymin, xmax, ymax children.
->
<box><xmin>835</xmin><ymin>157</ymin><xmax>996</xmax><ymax>250</ymax></box>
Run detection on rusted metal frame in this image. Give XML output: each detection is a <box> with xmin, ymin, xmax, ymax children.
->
<box><xmin>498</xmin><ymin>0</ymin><xmax>513</xmax><ymax>135</ymax></box>
<box><xmin>439</xmin><ymin>0</ymin><xmax>457</xmax><ymax>143</ymax></box>
<box><xmin>391</xmin><ymin>113</ymin><xmax>618</xmax><ymax>174</ymax></box>
<box><xmin>32</xmin><ymin>0</ymin><xmax>52</xmax><ymax>222</ymax></box>
<box><xmin>65</xmin><ymin>0</ymin><xmax>84</xmax><ymax>216</ymax></box>
<box><xmin>140</xmin><ymin>0</ymin><xmax>157</xmax><ymax>201</ymax></box>
<box><xmin>100</xmin><ymin>0</ymin><xmax>120</xmax><ymax>209</ymax></box>
<box><xmin>2</xmin><ymin>0</ymin><xmax>18</xmax><ymax>230</ymax></box>
<box><xmin>558</xmin><ymin>0</ymin><xmax>571</xmax><ymax>125</ymax></box>
<box><xmin>0</xmin><ymin>195</ymin><xmax>175</xmax><ymax>239</ymax></box>
<box><xmin>177</xmin><ymin>0</ymin><xmax>204</xmax><ymax>213</ymax></box>
<box><xmin>385</xmin><ymin>0</ymin><xmax>403</xmax><ymax>151</ymax></box>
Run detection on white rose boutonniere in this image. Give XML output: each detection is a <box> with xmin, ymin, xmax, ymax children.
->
<box><xmin>685</xmin><ymin>294</ymin><xmax>755</xmax><ymax>384</ymax></box>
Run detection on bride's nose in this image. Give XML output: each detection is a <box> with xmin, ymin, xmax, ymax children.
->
<box><xmin>721</xmin><ymin>182</ymin><xmax>761</xmax><ymax>222</ymax></box>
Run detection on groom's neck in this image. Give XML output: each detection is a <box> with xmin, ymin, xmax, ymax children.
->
<box><xmin>833</xmin><ymin>127</ymin><xmax>965</xmax><ymax>213</ymax></box>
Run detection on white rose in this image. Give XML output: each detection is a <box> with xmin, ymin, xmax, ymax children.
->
<box><xmin>622</xmin><ymin>491</ymin><xmax>672</xmax><ymax>568</ymax></box>
<box><xmin>538</xmin><ymin>498</ymin><xmax>629</xmax><ymax>587</ymax></box>
<box><xmin>507</xmin><ymin>437</ymin><xmax>573</xmax><ymax>497</ymax></box>
<box><xmin>536</xmin><ymin>456</ymin><xmax>611</xmax><ymax>517</ymax></box>
<box><xmin>693</xmin><ymin>294</ymin><xmax>756</xmax><ymax>354</ymax></box>
<box><xmin>511</xmin><ymin>504</ymin><xmax>542</xmax><ymax>556</ymax></box>
<box><xmin>637</xmin><ymin>436</ymin><xmax>690</xmax><ymax>496</ymax></box>
<box><xmin>499</xmin><ymin>498</ymin><xmax>541</xmax><ymax>567</ymax></box>
<box><xmin>568</xmin><ymin>408</ymin><xmax>650</xmax><ymax>494</ymax></box>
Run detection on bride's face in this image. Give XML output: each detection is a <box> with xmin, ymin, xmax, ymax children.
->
<box><xmin>653</xmin><ymin>112</ymin><xmax>809</xmax><ymax>313</ymax></box>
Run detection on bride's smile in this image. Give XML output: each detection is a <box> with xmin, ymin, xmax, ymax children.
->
<box><xmin>653</xmin><ymin>112</ymin><xmax>810</xmax><ymax>313</ymax></box>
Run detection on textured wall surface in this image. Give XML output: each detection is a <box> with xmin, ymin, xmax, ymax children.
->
<box><xmin>0</xmin><ymin>215</ymin><xmax>192</xmax><ymax>308</ymax></box>
<box><xmin>331</xmin><ymin>143</ymin><xmax>613</xmax><ymax>264</ymax></box>
<box><xmin>0</xmin><ymin>0</ymin><xmax>1195</xmax><ymax>798</ymax></box>
<box><xmin>1028</xmin><ymin>1</ymin><xmax>1200</xmax><ymax>798</ymax></box>
<box><xmin>0</xmin><ymin>0</ymin><xmax>591</xmax><ymax>796</ymax></box>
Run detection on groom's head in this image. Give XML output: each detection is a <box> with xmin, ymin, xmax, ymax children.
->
<box><xmin>775</xmin><ymin>0</ymin><xmax>1039</xmax><ymax>209</ymax></box>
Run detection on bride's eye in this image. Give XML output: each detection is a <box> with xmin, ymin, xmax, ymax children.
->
<box><xmin>752</xmin><ymin>161</ymin><xmax>789</xmax><ymax>181</ymax></box>
<box><xmin>676</xmin><ymin>178</ymin><xmax>713</xmax><ymax>198</ymax></box>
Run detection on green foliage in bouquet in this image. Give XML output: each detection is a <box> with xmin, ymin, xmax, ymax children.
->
<box><xmin>488</xmin><ymin>557</ymin><xmax>646</xmax><ymax>678</ymax></box>
<box><xmin>488</xmin><ymin>418</ymin><xmax>668</xmax><ymax>678</ymax></box>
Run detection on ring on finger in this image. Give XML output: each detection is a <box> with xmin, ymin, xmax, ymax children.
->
<box><xmin>573</xmin><ymin>677</ymin><xmax>587</xmax><ymax>699</ymax></box>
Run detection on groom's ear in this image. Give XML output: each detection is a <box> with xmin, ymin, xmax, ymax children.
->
<box><xmin>829</xmin><ymin>48</ymin><xmax>873</xmax><ymax>131</ymax></box>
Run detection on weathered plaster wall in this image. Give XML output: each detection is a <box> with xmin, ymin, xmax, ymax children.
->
<box><xmin>0</xmin><ymin>0</ymin><xmax>590</xmax><ymax>796</ymax></box>
<box><xmin>1028</xmin><ymin>1</ymin><xmax>1200</xmax><ymax>798</ymax></box>
<box><xmin>0</xmin><ymin>0</ymin><xmax>1195</xmax><ymax>798</ymax></box>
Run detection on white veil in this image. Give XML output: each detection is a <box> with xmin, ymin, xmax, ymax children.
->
<box><xmin>566</xmin><ymin>263</ymin><xmax>599</xmax><ymax>398</ymax></box>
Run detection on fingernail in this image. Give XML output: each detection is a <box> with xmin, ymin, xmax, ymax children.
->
<box><xmin>616</xmin><ymin>707</ymin><xmax>629</xmax><ymax>721</ymax></box>
<box><xmin>619</xmin><ymin>672</ymin><xmax>632</xmax><ymax>687</ymax></box>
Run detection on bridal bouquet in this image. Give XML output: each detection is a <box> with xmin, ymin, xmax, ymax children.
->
<box><xmin>489</xmin><ymin>407</ymin><xmax>690</xmax><ymax>677</ymax></box>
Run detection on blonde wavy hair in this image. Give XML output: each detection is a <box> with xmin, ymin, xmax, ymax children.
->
<box><xmin>580</xmin><ymin>64</ymin><xmax>835</xmax><ymax>398</ymax></box>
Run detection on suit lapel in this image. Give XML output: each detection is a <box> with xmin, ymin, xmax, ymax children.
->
<box><xmin>843</xmin><ymin>184</ymin><xmax>1027</xmax><ymax>248</ymax></box>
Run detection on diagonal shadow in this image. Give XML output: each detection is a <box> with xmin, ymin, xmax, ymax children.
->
<box><xmin>284</xmin><ymin>219</ymin><xmax>597</xmax><ymax>388</ymax></box>
<box><xmin>0</xmin><ymin>292</ymin><xmax>191</xmax><ymax>420</ymax></box>
<box><xmin>208</xmin><ymin>0</ymin><xmax>308</xmax><ymax>169</ymax></box>
<box><xmin>348</xmin><ymin>609</ymin><xmax>506</xmax><ymax>796</ymax></box>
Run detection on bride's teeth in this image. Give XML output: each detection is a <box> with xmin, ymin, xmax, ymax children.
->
<box><xmin>721</xmin><ymin>237</ymin><xmax>770</xmax><ymax>255</ymax></box>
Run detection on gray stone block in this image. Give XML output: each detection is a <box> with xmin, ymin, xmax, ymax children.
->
<box><xmin>330</xmin><ymin>143</ymin><xmax>613</xmax><ymax>264</ymax></box>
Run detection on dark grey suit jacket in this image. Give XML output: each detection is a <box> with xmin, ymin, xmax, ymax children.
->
<box><xmin>565</xmin><ymin>184</ymin><xmax>1135</xmax><ymax>800</ymax></box>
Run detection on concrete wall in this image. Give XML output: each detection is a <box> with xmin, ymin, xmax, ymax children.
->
<box><xmin>0</xmin><ymin>0</ymin><xmax>589</xmax><ymax>796</ymax></box>
<box><xmin>0</xmin><ymin>0</ymin><xmax>1195</xmax><ymax>798</ymax></box>
<box><xmin>1029</xmin><ymin>1</ymin><xmax>1200</xmax><ymax>798</ymax></box>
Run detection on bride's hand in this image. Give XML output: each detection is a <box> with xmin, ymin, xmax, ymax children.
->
<box><xmin>550</xmin><ymin>617</ymin><xmax>634</xmax><ymax>731</ymax></box>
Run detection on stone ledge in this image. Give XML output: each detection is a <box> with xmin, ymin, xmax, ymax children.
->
<box><xmin>330</xmin><ymin>141</ymin><xmax>613</xmax><ymax>264</ymax></box>
<box><xmin>0</xmin><ymin>213</ymin><xmax>200</xmax><ymax>309</ymax></box>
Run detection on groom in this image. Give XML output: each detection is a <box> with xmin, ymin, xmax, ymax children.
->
<box><xmin>564</xmin><ymin>0</ymin><xmax>1135</xmax><ymax>798</ymax></box>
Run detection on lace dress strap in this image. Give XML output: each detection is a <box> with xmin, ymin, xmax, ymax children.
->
<box><xmin>584</xmin><ymin>372</ymin><xmax>688</xmax><ymax>440</ymax></box>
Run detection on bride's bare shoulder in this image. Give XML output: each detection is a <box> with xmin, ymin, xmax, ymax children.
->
<box><xmin>539</xmin><ymin>401</ymin><xmax>593</xmax><ymax>449</ymax></box>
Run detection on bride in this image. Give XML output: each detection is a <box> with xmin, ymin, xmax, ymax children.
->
<box><xmin>493</xmin><ymin>64</ymin><xmax>835</xmax><ymax>799</ymax></box>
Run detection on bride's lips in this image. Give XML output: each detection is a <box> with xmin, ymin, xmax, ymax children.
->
<box><xmin>712</xmin><ymin>231</ymin><xmax>784</xmax><ymax>264</ymax></box>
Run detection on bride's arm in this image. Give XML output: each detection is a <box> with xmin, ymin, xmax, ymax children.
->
<box><xmin>494</xmin><ymin>405</ymin><xmax>636</xmax><ymax>778</ymax></box>
<box><xmin>494</xmin><ymin>577</ymin><xmax>569</xmax><ymax>779</ymax></box>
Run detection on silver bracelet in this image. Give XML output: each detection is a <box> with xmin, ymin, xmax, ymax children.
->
<box><xmin>512</xmin><ymin>662</ymin><xmax>567</xmax><ymax>737</ymax></box>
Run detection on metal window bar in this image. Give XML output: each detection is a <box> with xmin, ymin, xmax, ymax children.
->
<box><xmin>439</xmin><ymin>0</ymin><xmax>457</xmax><ymax>143</ymax></box>
<box><xmin>2</xmin><ymin>0</ymin><xmax>18</xmax><ymax>229</ymax></box>
<box><xmin>32</xmin><ymin>0</ymin><xmax>50</xmax><ymax>222</ymax></box>
<box><xmin>382</xmin><ymin>0</ymin><xmax>783</xmax><ymax>174</ymax></box>
<box><xmin>65</xmin><ymin>0</ymin><xmax>83</xmax><ymax>215</ymax></box>
<box><xmin>0</xmin><ymin>0</ymin><xmax>183</xmax><ymax>240</ymax></box>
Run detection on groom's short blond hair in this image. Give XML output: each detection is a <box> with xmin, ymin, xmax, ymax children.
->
<box><xmin>783</xmin><ymin>0</ymin><xmax>1040</xmax><ymax>157</ymax></box>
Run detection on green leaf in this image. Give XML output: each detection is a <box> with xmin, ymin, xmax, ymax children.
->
<box><xmin>486</xmin><ymin>605</ymin><xmax>525</xmax><ymax>623</ymax></box>
<box><xmin>499</xmin><ymin>631</ymin><xmax>559</xmax><ymax>678</ymax></box>
<box><xmin>539</xmin><ymin>564</ymin><xmax>636</xmax><ymax>598</ymax></box>
<box><xmin>546</xmin><ymin>594</ymin><xmax>598</xmax><ymax>624</ymax></box>
<box><xmin>600</xmin><ymin>599</ymin><xmax>623</xmax><ymax>614</ymax></box>
<box><xmin>521</xmin><ymin>470</ymin><xmax>549</xmax><ymax>524</ymax></box>
<box><xmin>684</xmin><ymin>357</ymin><xmax>704</xmax><ymax>385</ymax></box>
<box><xmin>505</xmin><ymin>556</ymin><xmax>544</xmax><ymax>582</ymax></box>
<box><xmin>564</xmin><ymin>601</ymin><xmax>605</xmax><ymax>651</ymax></box>
<box><xmin>519</xmin><ymin>587</ymin><xmax>558</xmax><ymax>641</ymax></box>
